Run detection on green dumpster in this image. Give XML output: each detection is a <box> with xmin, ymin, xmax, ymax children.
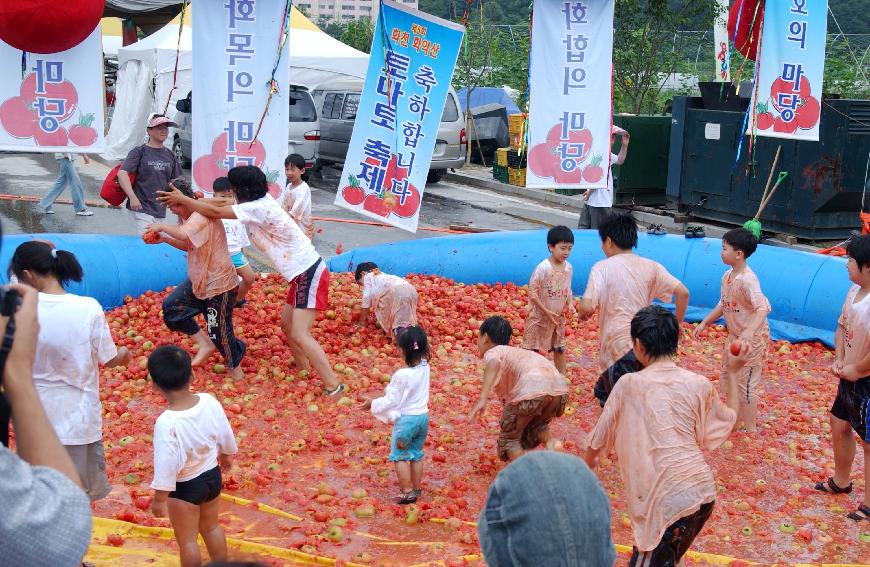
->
<box><xmin>612</xmin><ymin>114</ymin><xmax>672</xmax><ymax>205</ymax></box>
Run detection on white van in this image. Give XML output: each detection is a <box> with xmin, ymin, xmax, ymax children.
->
<box><xmin>171</xmin><ymin>85</ymin><xmax>320</xmax><ymax>170</ymax></box>
<box><xmin>312</xmin><ymin>78</ymin><xmax>465</xmax><ymax>183</ymax></box>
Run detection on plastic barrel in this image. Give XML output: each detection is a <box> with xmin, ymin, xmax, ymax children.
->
<box><xmin>328</xmin><ymin>230</ymin><xmax>850</xmax><ymax>347</ymax></box>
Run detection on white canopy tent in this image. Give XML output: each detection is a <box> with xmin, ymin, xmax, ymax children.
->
<box><xmin>102</xmin><ymin>8</ymin><xmax>369</xmax><ymax>160</ymax></box>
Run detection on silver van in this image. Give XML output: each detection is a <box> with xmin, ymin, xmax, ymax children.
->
<box><xmin>171</xmin><ymin>85</ymin><xmax>320</xmax><ymax>170</ymax></box>
<box><xmin>313</xmin><ymin>78</ymin><xmax>465</xmax><ymax>183</ymax></box>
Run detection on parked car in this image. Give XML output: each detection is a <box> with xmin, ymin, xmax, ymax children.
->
<box><xmin>312</xmin><ymin>78</ymin><xmax>466</xmax><ymax>184</ymax></box>
<box><xmin>170</xmin><ymin>85</ymin><xmax>320</xmax><ymax>170</ymax></box>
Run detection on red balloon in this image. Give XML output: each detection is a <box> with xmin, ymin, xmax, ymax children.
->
<box><xmin>727</xmin><ymin>0</ymin><xmax>763</xmax><ymax>61</ymax></box>
<box><xmin>0</xmin><ymin>0</ymin><xmax>105</xmax><ymax>54</ymax></box>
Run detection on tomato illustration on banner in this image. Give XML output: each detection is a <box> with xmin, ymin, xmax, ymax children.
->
<box><xmin>333</xmin><ymin>0</ymin><xmax>464</xmax><ymax>234</ymax></box>
<box><xmin>748</xmin><ymin>0</ymin><xmax>828</xmax><ymax>141</ymax></box>
<box><xmin>526</xmin><ymin>0</ymin><xmax>614</xmax><ymax>189</ymax></box>
<box><xmin>192</xmin><ymin>130</ymin><xmax>282</xmax><ymax>198</ymax></box>
<box><xmin>0</xmin><ymin>27</ymin><xmax>104</xmax><ymax>152</ymax></box>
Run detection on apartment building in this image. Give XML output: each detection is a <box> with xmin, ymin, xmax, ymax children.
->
<box><xmin>297</xmin><ymin>0</ymin><xmax>419</xmax><ymax>22</ymax></box>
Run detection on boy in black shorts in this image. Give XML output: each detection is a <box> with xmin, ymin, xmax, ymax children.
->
<box><xmin>814</xmin><ymin>235</ymin><xmax>870</xmax><ymax>522</ymax></box>
<box><xmin>148</xmin><ymin>346</ymin><xmax>238</xmax><ymax>566</ymax></box>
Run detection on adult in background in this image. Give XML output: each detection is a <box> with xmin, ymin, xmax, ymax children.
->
<box><xmin>118</xmin><ymin>114</ymin><xmax>182</xmax><ymax>234</ymax></box>
<box><xmin>39</xmin><ymin>153</ymin><xmax>93</xmax><ymax>217</ymax></box>
<box><xmin>578</xmin><ymin>125</ymin><xmax>630</xmax><ymax>230</ymax></box>
<box><xmin>477</xmin><ymin>451</ymin><xmax>616</xmax><ymax>566</ymax></box>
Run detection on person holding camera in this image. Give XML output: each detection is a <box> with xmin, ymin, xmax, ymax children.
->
<box><xmin>0</xmin><ymin>282</ymin><xmax>93</xmax><ymax>566</ymax></box>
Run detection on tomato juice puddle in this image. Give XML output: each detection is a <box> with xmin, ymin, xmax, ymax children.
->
<box><xmin>91</xmin><ymin>274</ymin><xmax>867</xmax><ymax>565</ymax></box>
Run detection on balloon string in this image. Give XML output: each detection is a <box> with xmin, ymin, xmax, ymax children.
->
<box><xmin>744</xmin><ymin>6</ymin><xmax>765</xmax><ymax>176</ymax></box>
<box><xmin>519</xmin><ymin>1</ymin><xmax>533</xmax><ymax>158</ymax></box>
<box><xmin>162</xmin><ymin>0</ymin><xmax>188</xmax><ymax>115</ymax></box>
<box><xmin>732</xmin><ymin>0</ymin><xmax>762</xmax><ymax>84</ymax></box>
<box><xmin>250</xmin><ymin>0</ymin><xmax>293</xmax><ymax>146</ymax></box>
<box><xmin>20</xmin><ymin>51</ymin><xmax>27</xmax><ymax>80</ymax></box>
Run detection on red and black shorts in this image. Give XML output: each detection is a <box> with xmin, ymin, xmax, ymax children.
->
<box><xmin>286</xmin><ymin>258</ymin><xmax>330</xmax><ymax>310</ymax></box>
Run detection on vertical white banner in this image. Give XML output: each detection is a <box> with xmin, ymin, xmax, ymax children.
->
<box><xmin>526</xmin><ymin>0</ymin><xmax>614</xmax><ymax>189</ymax></box>
<box><xmin>0</xmin><ymin>28</ymin><xmax>105</xmax><ymax>153</ymax></box>
<box><xmin>192</xmin><ymin>0</ymin><xmax>290</xmax><ymax>196</ymax></box>
<box><xmin>714</xmin><ymin>0</ymin><xmax>730</xmax><ymax>82</ymax></box>
<box><xmin>748</xmin><ymin>0</ymin><xmax>827</xmax><ymax>141</ymax></box>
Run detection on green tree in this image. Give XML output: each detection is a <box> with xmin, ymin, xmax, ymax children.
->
<box><xmin>613</xmin><ymin>0</ymin><xmax>715</xmax><ymax>114</ymax></box>
<box><xmin>341</xmin><ymin>17</ymin><xmax>375</xmax><ymax>53</ymax></box>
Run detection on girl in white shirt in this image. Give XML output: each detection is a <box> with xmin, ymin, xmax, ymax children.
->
<box><xmin>281</xmin><ymin>153</ymin><xmax>314</xmax><ymax>240</ymax></box>
<box><xmin>361</xmin><ymin>326</ymin><xmax>430</xmax><ymax>505</ymax></box>
<box><xmin>148</xmin><ymin>345</ymin><xmax>237</xmax><ymax>567</ymax></box>
<box><xmin>8</xmin><ymin>241</ymin><xmax>131</xmax><ymax>500</ymax></box>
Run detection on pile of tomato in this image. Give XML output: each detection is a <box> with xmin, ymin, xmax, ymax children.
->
<box><xmin>92</xmin><ymin>273</ymin><xmax>868</xmax><ymax>566</ymax></box>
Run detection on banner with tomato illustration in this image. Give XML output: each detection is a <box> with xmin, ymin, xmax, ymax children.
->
<box><xmin>191</xmin><ymin>0</ymin><xmax>290</xmax><ymax>196</ymax></box>
<box><xmin>526</xmin><ymin>0</ymin><xmax>614</xmax><ymax>189</ymax></box>
<box><xmin>0</xmin><ymin>27</ymin><xmax>104</xmax><ymax>153</ymax></box>
<box><xmin>748</xmin><ymin>0</ymin><xmax>827</xmax><ymax>141</ymax></box>
<box><xmin>334</xmin><ymin>0</ymin><xmax>464</xmax><ymax>233</ymax></box>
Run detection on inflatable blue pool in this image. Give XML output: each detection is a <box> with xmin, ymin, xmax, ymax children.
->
<box><xmin>329</xmin><ymin>230</ymin><xmax>850</xmax><ymax>348</ymax></box>
<box><xmin>0</xmin><ymin>234</ymin><xmax>188</xmax><ymax>309</ymax></box>
<box><xmin>0</xmin><ymin>231</ymin><xmax>849</xmax><ymax>347</ymax></box>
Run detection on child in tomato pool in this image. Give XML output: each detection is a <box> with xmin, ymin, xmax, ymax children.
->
<box><xmin>469</xmin><ymin>316</ymin><xmax>570</xmax><ymax>462</ymax></box>
<box><xmin>360</xmin><ymin>326</ymin><xmax>430</xmax><ymax>505</ymax></box>
<box><xmin>585</xmin><ymin>306</ymin><xmax>736</xmax><ymax>566</ymax></box>
<box><xmin>522</xmin><ymin>225</ymin><xmax>575</xmax><ymax>374</ymax></box>
<box><xmin>148</xmin><ymin>345</ymin><xmax>238</xmax><ymax>567</ymax></box>
<box><xmin>212</xmin><ymin>177</ymin><xmax>258</xmax><ymax>307</ymax></box>
<box><xmin>145</xmin><ymin>179</ymin><xmax>246</xmax><ymax>381</ymax></box>
<box><xmin>354</xmin><ymin>262</ymin><xmax>419</xmax><ymax>342</ymax></box>
<box><xmin>157</xmin><ymin>165</ymin><xmax>347</xmax><ymax>398</ymax></box>
<box><xmin>578</xmin><ymin>213</ymin><xmax>689</xmax><ymax>407</ymax></box>
<box><xmin>694</xmin><ymin>228</ymin><xmax>770</xmax><ymax>432</ymax></box>
<box><xmin>280</xmin><ymin>153</ymin><xmax>314</xmax><ymax>241</ymax></box>
<box><xmin>813</xmin><ymin>234</ymin><xmax>870</xmax><ymax>522</ymax></box>
<box><xmin>9</xmin><ymin>241</ymin><xmax>132</xmax><ymax>501</ymax></box>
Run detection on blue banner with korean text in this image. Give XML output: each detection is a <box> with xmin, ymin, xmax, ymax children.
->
<box><xmin>526</xmin><ymin>0</ymin><xmax>614</xmax><ymax>189</ymax></box>
<box><xmin>748</xmin><ymin>0</ymin><xmax>827</xmax><ymax>141</ymax></box>
<box><xmin>334</xmin><ymin>0</ymin><xmax>464</xmax><ymax>233</ymax></box>
<box><xmin>192</xmin><ymin>0</ymin><xmax>290</xmax><ymax>196</ymax></box>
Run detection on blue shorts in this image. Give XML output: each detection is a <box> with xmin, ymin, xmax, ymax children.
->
<box><xmin>230</xmin><ymin>252</ymin><xmax>248</xmax><ymax>269</ymax></box>
<box><xmin>389</xmin><ymin>414</ymin><xmax>429</xmax><ymax>462</ymax></box>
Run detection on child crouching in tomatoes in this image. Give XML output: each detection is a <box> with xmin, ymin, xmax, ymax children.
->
<box><xmin>361</xmin><ymin>326</ymin><xmax>430</xmax><ymax>504</ymax></box>
<box><xmin>149</xmin><ymin>345</ymin><xmax>238</xmax><ymax>567</ymax></box>
<box><xmin>354</xmin><ymin>262</ymin><xmax>419</xmax><ymax>343</ymax></box>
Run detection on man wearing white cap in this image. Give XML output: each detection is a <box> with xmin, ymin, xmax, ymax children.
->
<box><xmin>579</xmin><ymin>125</ymin><xmax>629</xmax><ymax>230</ymax></box>
<box><xmin>117</xmin><ymin>114</ymin><xmax>182</xmax><ymax>234</ymax></box>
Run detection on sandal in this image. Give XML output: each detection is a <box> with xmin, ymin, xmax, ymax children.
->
<box><xmin>814</xmin><ymin>477</ymin><xmax>853</xmax><ymax>495</ymax></box>
<box><xmin>394</xmin><ymin>491</ymin><xmax>417</xmax><ymax>505</ymax></box>
<box><xmin>847</xmin><ymin>504</ymin><xmax>870</xmax><ymax>521</ymax></box>
<box><xmin>234</xmin><ymin>299</ymin><xmax>248</xmax><ymax>308</ymax></box>
<box><xmin>324</xmin><ymin>383</ymin><xmax>347</xmax><ymax>397</ymax></box>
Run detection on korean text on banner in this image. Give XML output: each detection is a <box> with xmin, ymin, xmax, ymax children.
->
<box><xmin>748</xmin><ymin>0</ymin><xmax>827</xmax><ymax>141</ymax></box>
<box><xmin>526</xmin><ymin>0</ymin><xmax>614</xmax><ymax>189</ymax></box>
<box><xmin>334</xmin><ymin>0</ymin><xmax>464</xmax><ymax>233</ymax></box>
<box><xmin>0</xmin><ymin>28</ymin><xmax>105</xmax><ymax>153</ymax></box>
<box><xmin>192</xmin><ymin>0</ymin><xmax>290</xmax><ymax>196</ymax></box>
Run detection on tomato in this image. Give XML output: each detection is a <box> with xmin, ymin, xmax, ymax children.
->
<box><xmin>756</xmin><ymin>112</ymin><xmax>774</xmax><ymax>131</ymax></box>
<box><xmin>68</xmin><ymin>124</ymin><xmax>97</xmax><ymax>146</ymax></box>
<box><xmin>795</xmin><ymin>96</ymin><xmax>820</xmax><ymax>130</ymax></box>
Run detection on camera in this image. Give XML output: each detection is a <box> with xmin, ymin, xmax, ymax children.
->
<box><xmin>0</xmin><ymin>286</ymin><xmax>20</xmax><ymax>446</ymax></box>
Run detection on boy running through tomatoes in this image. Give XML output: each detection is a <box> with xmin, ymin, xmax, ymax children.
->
<box><xmin>694</xmin><ymin>228</ymin><xmax>770</xmax><ymax>432</ymax></box>
<box><xmin>158</xmin><ymin>166</ymin><xmax>347</xmax><ymax>397</ymax></box>
<box><xmin>522</xmin><ymin>225</ymin><xmax>575</xmax><ymax>375</ymax></box>
<box><xmin>585</xmin><ymin>305</ymin><xmax>736</xmax><ymax>566</ymax></box>
<box><xmin>146</xmin><ymin>180</ymin><xmax>245</xmax><ymax>381</ymax></box>
<box><xmin>469</xmin><ymin>316</ymin><xmax>569</xmax><ymax>462</ymax></box>
<box><xmin>813</xmin><ymin>235</ymin><xmax>870</xmax><ymax>522</ymax></box>
<box><xmin>578</xmin><ymin>213</ymin><xmax>689</xmax><ymax>407</ymax></box>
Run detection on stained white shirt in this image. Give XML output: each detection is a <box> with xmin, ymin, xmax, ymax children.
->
<box><xmin>371</xmin><ymin>361</ymin><xmax>430</xmax><ymax>423</ymax></box>
<box><xmin>586</xmin><ymin>152</ymin><xmax>619</xmax><ymax>208</ymax></box>
<box><xmin>221</xmin><ymin>218</ymin><xmax>250</xmax><ymax>255</ymax></box>
<box><xmin>151</xmin><ymin>393</ymin><xmax>238</xmax><ymax>491</ymax></box>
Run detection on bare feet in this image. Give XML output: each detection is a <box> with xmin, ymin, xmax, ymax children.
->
<box><xmin>229</xmin><ymin>365</ymin><xmax>244</xmax><ymax>381</ymax></box>
<box><xmin>546</xmin><ymin>438</ymin><xmax>565</xmax><ymax>452</ymax></box>
<box><xmin>191</xmin><ymin>344</ymin><xmax>216</xmax><ymax>367</ymax></box>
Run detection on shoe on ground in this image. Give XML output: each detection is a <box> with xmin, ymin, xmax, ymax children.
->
<box><xmin>325</xmin><ymin>383</ymin><xmax>347</xmax><ymax>397</ymax></box>
<box><xmin>76</xmin><ymin>210</ymin><xmax>94</xmax><ymax>216</ymax></box>
<box><xmin>647</xmin><ymin>224</ymin><xmax>666</xmax><ymax>235</ymax></box>
<box><xmin>43</xmin><ymin>208</ymin><xmax>55</xmax><ymax>214</ymax></box>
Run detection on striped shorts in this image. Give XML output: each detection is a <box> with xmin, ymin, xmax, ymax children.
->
<box><xmin>286</xmin><ymin>258</ymin><xmax>330</xmax><ymax>310</ymax></box>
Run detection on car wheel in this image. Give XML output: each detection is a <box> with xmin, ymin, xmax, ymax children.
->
<box><xmin>172</xmin><ymin>139</ymin><xmax>189</xmax><ymax>168</ymax></box>
<box><xmin>426</xmin><ymin>169</ymin><xmax>445</xmax><ymax>184</ymax></box>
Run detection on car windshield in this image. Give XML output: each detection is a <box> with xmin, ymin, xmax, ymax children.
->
<box><xmin>289</xmin><ymin>89</ymin><xmax>317</xmax><ymax>122</ymax></box>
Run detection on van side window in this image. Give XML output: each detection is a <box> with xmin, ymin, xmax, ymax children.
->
<box><xmin>322</xmin><ymin>93</ymin><xmax>337</xmax><ymax>119</ymax></box>
<box><xmin>342</xmin><ymin>94</ymin><xmax>360</xmax><ymax>120</ymax></box>
<box><xmin>330</xmin><ymin>94</ymin><xmax>345</xmax><ymax>119</ymax></box>
<box><xmin>441</xmin><ymin>93</ymin><xmax>459</xmax><ymax>123</ymax></box>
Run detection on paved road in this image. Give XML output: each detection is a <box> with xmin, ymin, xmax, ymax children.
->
<box><xmin>0</xmin><ymin>152</ymin><xmax>580</xmax><ymax>266</ymax></box>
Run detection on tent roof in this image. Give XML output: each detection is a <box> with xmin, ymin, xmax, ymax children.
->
<box><xmin>456</xmin><ymin>87</ymin><xmax>521</xmax><ymax>115</ymax></box>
